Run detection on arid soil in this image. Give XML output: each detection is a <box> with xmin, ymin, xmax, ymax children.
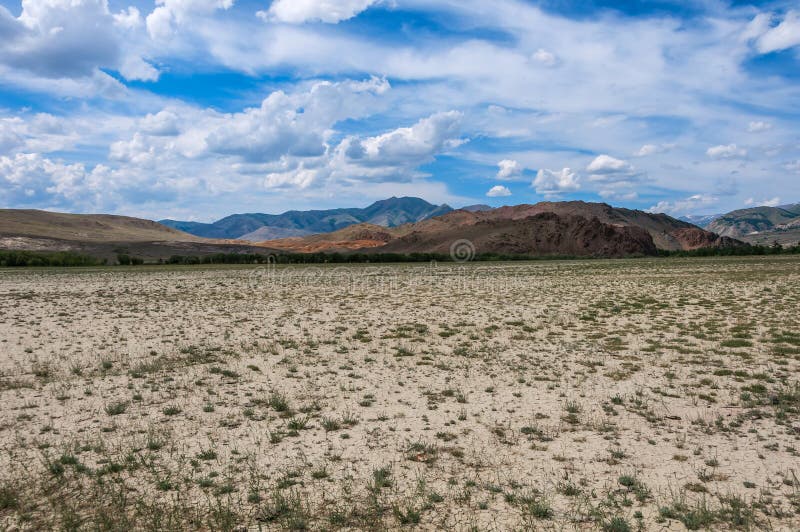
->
<box><xmin>0</xmin><ymin>256</ymin><xmax>799</xmax><ymax>530</ymax></box>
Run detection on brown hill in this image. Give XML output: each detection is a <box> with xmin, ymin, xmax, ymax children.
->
<box><xmin>0</xmin><ymin>209</ymin><xmax>202</xmax><ymax>242</ymax></box>
<box><xmin>380</xmin><ymin>212</ymin><xmax>658</xmax><ymax>257</ymax></box>
<box><xmin>258</xmin><ymin>201</ymin><xmax>743</xmax><ymax>256</ymax></box>
<box><xmin>0</xmin><ymin>209</ymin><xmax>279</xmax><ymax>262</ymax></box>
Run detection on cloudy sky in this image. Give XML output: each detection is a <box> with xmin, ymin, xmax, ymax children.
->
<box><xmin>0</xmin><ymin>0</ymin><xmax>798</xmax><ymax>221</ymax></box>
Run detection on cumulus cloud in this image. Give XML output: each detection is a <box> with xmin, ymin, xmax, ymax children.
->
<box><xmin>486</xmin><ymin>185</ymin><xmax>511</xmax><ymax>197</ymax></box>
<box><xmin>496</xmin><ymin>159</ymin><xmax>523</xmax><ymax>180</ymax></box>
<box><xmin>0</xmin><ymin>152</ymin><xmax>111</xmax><ymax>207</ymax></box>
<box><xmin>532</xmin><ymin>167</ymin><xmax>579</xmax><ymax>197</ymax></box>
<box><xmin>745</xmin><ymin>11</ymin><xmax>800</xmax><ymax>54</ymax></box>
<box><xmin>584</xmin><ymin>155</ymin><xmax>642</xmax><ymax>198</ymax></box>
<box><xmin>0</xmin><ymin>113</ymin><xmax>78</xmax><ymax>154</ymax></box>
<box><xmin>586</xmin><ymin>154</ymin><xmax>632</xmax><ymax>174</ymax></box>
<box><xmin>113</xmin><ymin>6</ymin><xmax>142</xmax><ymax>29</ymax></box>
<box><xmin>97</xmin><ymin>78</ymin><xmax>463</xmax><ymax>207</ymax></box>
<box><xmin>112</xmin><ymin>77</ymin><xmax>392</xmax><ymax>167</ymax></box>
<box><xmin>343</xmin><ymin>111</ymin><xmax>463</xmax><ymax>168</ymax></box>
<box><xmin>261</xmin><ymin>0</ymin><xmax>378</xmax><ymax>24</ymax></box>
<box><xmin>649</xmin><ymin>194</ymin><xmax>718</xmax><ymax>216</ymax></box>
<box><xmin>140</xmin><ymin>110</ymin><xmax>181</xmax><ymax>137</ymax></box>
<box><xmin>706</xmin><ymin>144</ymin><xmax>747</xmax><ymax>159</ymax></box>
<box><xmin>146</xmin><ymin>0</ymin><xmax>233</xmax><ymax>39</ymax></box>
<box><xmin>0</xmin><ymin>0</ymin><xmax>155</xmax><ymax>83</ymax></box>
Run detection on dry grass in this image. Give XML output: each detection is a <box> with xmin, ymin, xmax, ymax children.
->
<box><xmin>0</xmin><ymin>255</ymin><xmax>799</xmax><ymax>530</ymax></box>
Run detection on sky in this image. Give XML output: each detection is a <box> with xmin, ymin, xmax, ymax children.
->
<box><xmin>0</xmin><ymin>0</ymin><xmax>798</xmax><ymax>222</ymax></box>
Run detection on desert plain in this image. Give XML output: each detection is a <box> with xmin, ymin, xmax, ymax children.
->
<box><xmin>0</xmin><ymin>255</ymin><xmax>799</xmax><ymax>531</ymax></box>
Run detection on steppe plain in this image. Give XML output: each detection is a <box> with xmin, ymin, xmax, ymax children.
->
<box><xmin>0</xmin><ymin>256</ymin><xmax>799</xmax><ymax>531</ymax></box>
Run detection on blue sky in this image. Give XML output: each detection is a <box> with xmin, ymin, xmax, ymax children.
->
<box><xmin>0</xmin><ymin>0</ymin><xmax>798</xmax><ymax>221</ymax></box>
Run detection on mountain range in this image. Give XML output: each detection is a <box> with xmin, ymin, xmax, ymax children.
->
<box><xmin>261</xmin><ymin>201</ymin><xmax>740</xmax><ymax>257</ymax></box>
<box><xmin>7</xmin><ymin>197</ymin><xmax>795</xmax><ymax>262</ymax></box>
<box><xmin>160</xmin><ymin>197</ymin><xmax>453</xmax><ymax>240</ymax></box>
<box><xmin>680</xmin><ymin>203</ymin><xmax>800</xmax><ymax>246</ymax></box>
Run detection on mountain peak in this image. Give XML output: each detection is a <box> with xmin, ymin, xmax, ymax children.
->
<box><xmin>161</xmin><ymin>197</ymin><xmax>452</xmax><ymax>240</ymax></box>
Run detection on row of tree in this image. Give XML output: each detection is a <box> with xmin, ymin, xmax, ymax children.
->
<box><xmin>2</xmin><ymin>243</ymin><xmax>799</xmax><ymax>267</ymax></box>
<box><xmin>0</xmin><ymin>250</ymin><xmax>107</xmax><ymax>267</ymax></box>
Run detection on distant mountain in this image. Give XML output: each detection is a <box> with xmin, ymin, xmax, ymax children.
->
<box><xmin>706</xmin><ymin>203</ymin><xmax>800</xmax><ymax>237</ymax></box>
<box><xmin>706</xmin><ymin>203</ymin><xmax>800</xmax><ymax>245</ymax></box>
<box><xmin>461</xmin><ymin>204</ymin><xmax>493</xmax><ymax>212</ymax></box>
<box><xmin>263</xmin><ymin>201</ymin><xmax>744</xmax><ymax>256</ymax></box>
<box><xmin>160</xmin><ymin>197</ymin><xmax>453</xmax><ymax>240</ymax></box>
<box><xmin>678</xmin><ymin>214</ymin><xmax>721</xmax><ymax>227</ymax></box>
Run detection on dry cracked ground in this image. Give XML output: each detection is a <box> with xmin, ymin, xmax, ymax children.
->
<box><xmin>0</xmin><ymin>256</ymin><xmax>799</xmax><ymax>531</ymax></box>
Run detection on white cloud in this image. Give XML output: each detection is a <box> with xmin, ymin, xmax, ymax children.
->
<box><xmin>0</xmin><ymin>0</ymin><xmax>155</xmax><ymax>83</ymax></box>
<box><xmin>744</xmin><ymin>197</ymin><xmax>781</xmax><ymax>207</ymax></box>
<box><xmin>113</xmin><ymin>6</ymin><xmax>142</xmax><ymax>30</ymax></box>
<box><xmin>261</xmin><ymin>0</ymin><xmax>378</xmax><ymax>24</ymax></box>
<box><xmin>586</xmin><ymin>154</ymin><xmax>632</xmax><ymax>174</ymax></box>
<box><xmin>1</xmin><ymin>0</ymin><xmax>799</xmax><ymax>217</ymax></box>
<box><xmin>584</xmin><ymin>154</ymin><xmax>642</xmax><ymax>199</ymax></box>
<box><xmin>706</xmin><ymin>144</ymin><xmax>747</xmax><ymax>159</ymax></box>
<box><xmin>140</xmin><ymin>110</ymin><xmax>181</xmax><ymax>137</ymax></box>
<box><xmin>486</xmin><ymin>185</ymin><xmax>511</xmax><ymax>197</ymax></box>
<box><xmin>0</xmin><ymin>113</ymin><xmax>78</xmax><ymax>154</ymax></box>
<box><xmin>634</xmin><ymin>143</ymin><xmax>674</xmax><ymax>157</ymax></box>
<box><xmin>95</xmin><ymin>79</ymin><xmax>464</xmax><ymax>210</ymax></box>
<box><xmin>113</xmin><ymin>77</ymin><xmax>392</xmax><ymax>166</ymax></box>
<box><xmin>746</xmin><ymin>11</ymin><xmax>800</xmax><ymax>54</ymax></box>
<box><xmin>748</xmin><ymin>121</ymin><xmax>772</xmax><ymax>133</ymax></box>
<box><xmin>634</xmin><ymin>144</ymin><xmax>658</xmax><ymax>157</ymax></box>
<box><xmin>0</xmin><ymin>152</ymin><xmax>112</xmax><ymax>207</ymax></box>
<box><xmin>531</xmin><ymin>48</ymin><xmax>557</xmax><ymax>66</ymax></box>
<box><xmin>344</xmin><ymin>110</ymin><xmax>463</xmax><ymax>168</ymax></box>
<box><xmin>649</xmin><ymin>194</ymin><xmax>718</xmax><ymax>216</ymax></box>
<box><xmin>532</xmin><ymin>167</ymin><xmax>579</xmax><ymax>197</ymax></box>
<box><xmin>496</xmin><ymin>159</ymin><xmax>523</xmax><ymax>180</ymax></box>
<box><xmin>264</xmin><ymin>164</ymin><xmax>320</xmax><ymax>190</ymax></box>
<box><xmin>146</xmin><ymin>0</ymin><xmax>234</xmax><ymax>40</ymax></box>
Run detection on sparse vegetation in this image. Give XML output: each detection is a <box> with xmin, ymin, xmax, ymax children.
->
<box><xmin>1</xmin><ymin>256</ymin><xmax>798</xmax><ymax>529</ymax></box>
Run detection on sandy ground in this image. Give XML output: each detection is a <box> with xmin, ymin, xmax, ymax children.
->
<box><xmin>0</xmin><ymin>256</ymin><xmax>799</xmax><ymax>531</ymax></box>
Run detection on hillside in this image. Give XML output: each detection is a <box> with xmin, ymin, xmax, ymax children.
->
<box><xmin>160</xmin><ymin>197</ymin><xmax>453</xmax><ymax>240</ymax></box>
<box><xmin>0</xmin><ymin>209</ymin><xmax>201</xmax><ymax>242</ymax></box>
<box><xmin>0</xmin><ymin>209</ymin><xmax>277</xmax><ymax>262</ymax></box>
<box><xmin>259</xmin><ymin>201</ymin><xmax>743</xmax><ymax>256</ymax></box>
<box><xmin>706</xmin><ymin>203</ymin><xmax>800</xmax><ymax>243</ymax></box>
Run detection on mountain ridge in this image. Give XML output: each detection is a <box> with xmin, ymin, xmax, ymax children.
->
<box><xmin>160</xmin><ymin>197</ymin><xmax>454</xmax><ymax>240</ymax></box>
<box><xmin>261</xmin><ymin>201</ymin><xmax>743</xmax><ymax>256</ymax></box>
